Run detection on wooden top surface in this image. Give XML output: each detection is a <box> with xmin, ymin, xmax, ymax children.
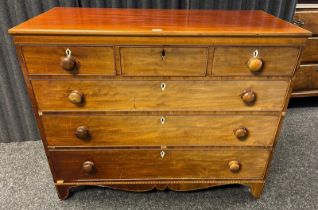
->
<box><xmin>9</xmin><ymin>7</ymin><xmax>311</xmax><ymax>37</ymax></box>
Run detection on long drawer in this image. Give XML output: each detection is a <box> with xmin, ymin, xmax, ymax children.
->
<box><xmin>43</xmin><ymin>114</ymin><xmax>279</xmax><ymax>147</ymax></box>
<box><xmin>31</xmin><ymin>80</ymin><xmax>289</xmax><ymax>112</ymax></box>
<box><xmin>50</xmin><ymin>149</ymin><xmax>270</xmax><ymax>181</ymax></box>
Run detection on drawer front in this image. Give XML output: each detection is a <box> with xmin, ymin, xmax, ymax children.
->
<box><xmin>43</xmin><ymin>114</ymin><xmax>279</xmax><ymax>147</ymax></box>
<box><xmin>294</xmin><ymin>64</ymin><xmax>318</xmax><ymax>91</ymax></box>
<box><xmin>32</xmin><ymin>80</ymin><xmax>289</xmax><ymax>112</ymax></box>
<box><xmin>120</xmin><ymin>47</ymin><xmax>208</xmax><ymax>76</ymax></box>
<box><xmin>22</xmin><ymin>46</ymin><xmax>115</xmax><ymax>75</ymax></box>
<box><xmin>212</xmin><ymin>47</ymin><xmax>300</xmax><ymax>76</ymax></box>
<box><xmin>301</xmin><ymin>38</ymin><xmax>318</xmax><ymax>63</ymax></box>
<box><xmin>295</xmin><ymin>11</ymin><xmax>318</xmax><ymax>35</ymax></box>
<box><xmin>51</xmin><ymin>149</ymin><xmax>270</xmax><ymax>181</ymax></box>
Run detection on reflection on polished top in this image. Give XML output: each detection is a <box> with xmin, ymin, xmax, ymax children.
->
<box><xmin>9</xmin><ymin>7</ymin><xmax>311</xmax><ymax>36</ymax></box>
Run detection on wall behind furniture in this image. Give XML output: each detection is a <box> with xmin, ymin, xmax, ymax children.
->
<box><xmin>0</xmin><ymin>0</ymin><xmax>297</xmax><ymax>143</ymax></box>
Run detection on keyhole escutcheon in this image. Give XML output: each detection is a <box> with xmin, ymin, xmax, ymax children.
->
<box><xmin>161</xmin><ymin>49</ymin><xmax>166</xmax><ymax>60</ymax></box>
<box><xmin>161</xmin><ymin>82</ymin><xmax>166</xmax><ymax>91</ymax></box>
<box><xmin>160</xmin><ymin>151</ymin><xmax>165</xmax><ymax>158</ymax></box>
<box><xmin>160</xmin><ymin>116</ymin><xmax>165</xmax><ymax>124</ymax></box>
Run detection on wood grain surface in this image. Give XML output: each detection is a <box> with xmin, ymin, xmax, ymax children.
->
<box><xmin>22</xmin><ymin>46</ymin><xmax>115</xmax><ymax>75</ymax></box>
<box><xmin>301</xmin><ymin>38</ymin><xmax>318</xmax><ymax>63</ymax></box>
<box><xmin>42</xmin><ymin>114</ymin><xmax>280</xmax><ymax>147</ymax></box>
<box><xmin>120</xmin><ymin>46</ymin><xmax>208</xmax><ymax>76</ymax></box>
<box><xmin>54</xmin><ymin>181</ymin><xmax>265</xmax><ymax>199</ymax></box>
<box><xmin>294</xmin><ymin>64</ymin><xmax>318</xmax><ymax>90</ymax></box>
<box><xmin>8</xmin><ymin>8</ymin><xmax>311</xmax><ymax>36</ymax></box>
<box><xmin>50</xmin><ymin>149</ymin><xmax>270</xmax><ymax>181</ymax></box>
<box><xmin>31</xmin><ymin>80</ymin><xmax>289</xmax><ymax>112</ymax></box>
<box><xmin>212</xmin><ymin>47</ymin><xmax>300</xmax><ymax>76</ymax></box>
<box><xmin>295</xmin><ymin>10</ymin><xmax>318</xmax><ymax>35</ymax></box>
<box><xmin>13</xmin><ymin>35</ymin><xmax>309</xmax><ymax>46</ymax></box>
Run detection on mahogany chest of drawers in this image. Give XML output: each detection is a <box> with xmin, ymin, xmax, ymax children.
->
<box><xmin>9</xmin><ymin>8</ymin><xmax>310</xmax><ymax>199</ymax></box>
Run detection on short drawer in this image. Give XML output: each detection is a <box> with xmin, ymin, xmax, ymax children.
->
<box><xmin>31</xmin><ymin>80</ymin><xmax>289</xmax><ymax>112</ymax></box>
<box><xmin>51</xmin><ymin>149</ymin><xmax>270</xmax><ymax>181</ymax></box>
<box><xmin>294</xmin><ymin>64</ymin><xmax>318</xmax><ymax>91</ymax></box>
<box><xmin>212</xmin><ymin>47</ymin><xmax>300</xmax><ymax>76</ymax></box>
<box><xmin>43</xmin><ymin>114</ymin><xmax>279</xmax><ymax>147</ymax></box>
<box><xmin>22</xmin><ymin>46</ymin><xmax>115</xmax><ymax>75</ymax></box>
<box><xmin>301</xmin><ymin>38</ymin><xmax>318</xmax><ymax>63</ymax></box>
<box><xmin>120</xmin><ymin>46</ymin><xmax>208</xmax><ymax>76</ymax></box>
<box><xmin>294</xmin><ymin>10</ymin><xmax>318</xmax><ymax>35</ymax></box>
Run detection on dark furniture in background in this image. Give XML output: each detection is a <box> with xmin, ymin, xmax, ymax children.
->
<box><xmin>292</xmin><ymin>2</ymin><xmax>318</xmax><ymax>97</ymax></box>
<box><xmin>0</xmin><ymin>0</ymin><xmax>297</xmax><ymax>143</ymax></box>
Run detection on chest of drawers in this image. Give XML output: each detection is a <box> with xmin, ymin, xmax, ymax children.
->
<box><xmin>9</xmin><ymin>8</ymin><xmax>310</xmax><ymax>200</ymax></box>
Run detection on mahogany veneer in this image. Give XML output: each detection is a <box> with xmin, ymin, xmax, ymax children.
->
<box><xmin>51</xmin><ymin>149</ymin><xmax>271</xmax><ymax>181</ymax></box>
<box><xmin>9</xmin><ymin>8</ymin><xmax>310</xmax><ymax>199</ymax></box>
<box><xmin>23</xmin><ymin>46</ymin><xmax>115</xmax><ymax>75</ymax></box>
<box><xmin>42</xmin><ymin>114</ymin><xmax>280</xmax><ymax>147</ymax></box>
<box><xmin>31</xmin><ymin>80</ymin><xmax>289</xmax><ymax>111</ymax></box>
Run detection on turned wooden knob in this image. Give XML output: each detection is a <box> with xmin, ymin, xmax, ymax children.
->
<box><xmin>241</xmin><ymin>89</ymin><xmax>256</xmax><ymax>104</ymax></box>
<box><xmin>228</xmin><ymin>160</ymin><xmax>241</xmax><ymax>173</ymax></box>
<box><xmin>247</xmin><ymin>57</ymin><xmax>263</xmax><ymax>72</ymax></box>
<box><xmin>75</xmin><ymin>126</ymin><xmax>90</xmax><ymax>140</ymax></box>
<box><xmin>68</xmin><ymin>90</ymin><xmax>83</xmax><ymax>105</ymax></box>
<box><xmin>60</xmin><ymin>56</ymin><xmax>77</xmax><ymax>71</ymax></box>
<box><xmin>234</xmin><ymin>127</ymin><xmax>249</xmax><ymax>140</ymax></box>
<box><xmin>82</xmin><ymin>161</ymin><xmax>95</xmax><ymax>174</ymax></box>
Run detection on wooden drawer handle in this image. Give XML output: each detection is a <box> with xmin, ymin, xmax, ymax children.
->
<box><xmin>82</xmin><ymin>161</ymin><xmax>95</xmax><ymax>174</ymax></box>
<box><xmin>241</xmin><ymin>89</ymin><xmax>256</xmax><ymax>104</ymax></box>
<box><xmin>68</xmin><ymin>90</ymin><xmax>84</xmax><ymax>105</ymax></box>
<box><xmin>234</xmin><ymin>127</ymin><xmax>249</xmax><ymax>140</ymax></box>
<box><xmin>60</xmin><ymin>48</ymin><xmax>78</xmax><ymax>71</ymax></box>
<box><xmin>228</xmin><ymin>160</ymin><xmax>241</xmax><ymax>173</ymax></box>
<box><xmin>75</xmin><ymin>126</ymin><xmax>90</xmax><ymax>140</ymax></box>
<box><xmin>247</xmin><ymin>57</ymin><xmax>263</xmax><ymax>72</ymax></box>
